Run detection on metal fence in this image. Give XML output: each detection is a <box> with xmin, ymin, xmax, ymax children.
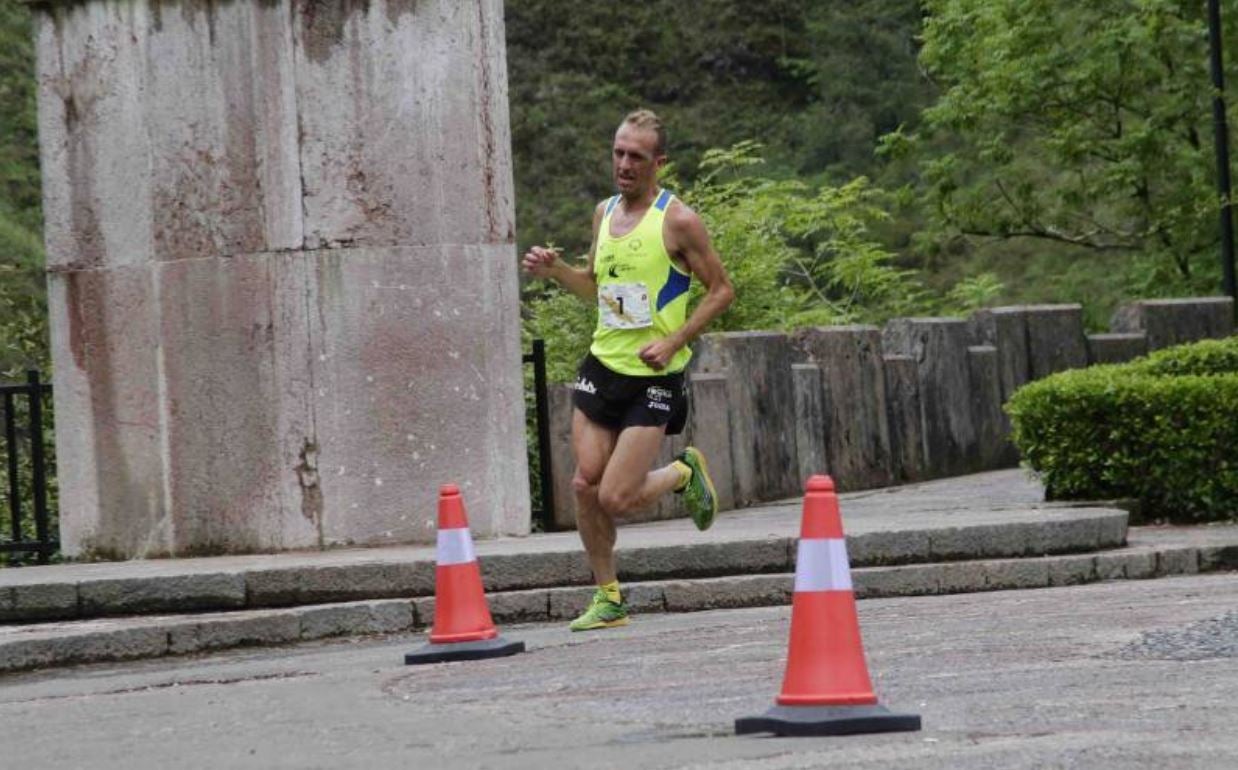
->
<box><xmin>522</xmin><ymin>339</ymin><xmax>556</xmax><ymax>531</ymax></box>
<box><xmin>1</xmin><ymin>370</ymin><xmax>56</xmax><ymax>565</ymax></box>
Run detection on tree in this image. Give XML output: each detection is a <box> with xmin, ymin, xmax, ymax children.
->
<box><xmin>894</xmin><ymin>0</ymin><xmax>1238</xmax><ymax>297</ymax></box>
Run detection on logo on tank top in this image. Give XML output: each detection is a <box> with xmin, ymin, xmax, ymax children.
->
<box><xmin>627</xmin><ymin>239</ymin><xmax>643</xmax><ymax>251</ymax></box>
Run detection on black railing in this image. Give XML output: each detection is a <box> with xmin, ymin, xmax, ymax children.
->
<box><xmin>522</xmin><ymin>339</ymin><xmax>555</xmax><ymax>531</ymax></box>
<box><xmin>1</xmin><ymin>370</ymin><xmax>56</xmax><ymax>565</ymax></box>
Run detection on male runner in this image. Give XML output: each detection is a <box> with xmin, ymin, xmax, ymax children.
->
<box><xmin>522</xmin><ymin>109</ymin><xmax>735</xmax><ymax>631</ymax></box>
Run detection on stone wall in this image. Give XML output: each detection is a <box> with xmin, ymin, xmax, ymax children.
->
<box><xmin>545</xmin><ymin>297</ymin><xmax>1234</xmax><ymax>528</ymax></box>
<box><xmin>33</xmin><ymin>0</ymin><xmax>528</xmax><ymax>558</ymax></box>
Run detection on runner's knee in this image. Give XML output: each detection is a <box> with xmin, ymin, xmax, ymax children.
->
<box><xmin>597</xmin><ymin>484</ymin><xmax>638</xmax><ymax>516</ymax></box>
<box><xmin>572</xmin><ymin>468</ymin><xmax>602</xmax><ymax>496</ymax></box>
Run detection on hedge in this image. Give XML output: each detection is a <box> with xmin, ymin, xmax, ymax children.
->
<box><xmin>1006</xmin><ymin>337</ymin><xmax>1238</xmax><ymax>523</ymax></box>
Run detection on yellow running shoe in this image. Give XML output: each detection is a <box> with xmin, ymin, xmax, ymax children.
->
<box><xmin>569</xmin><ymin>588</ymin><xmax>630</xmax><ymax>632</ymax></box>
<box><xmin>677</xmin><ymin>446</ymin><xmax>718</xmax><ymax>531</ymax></box>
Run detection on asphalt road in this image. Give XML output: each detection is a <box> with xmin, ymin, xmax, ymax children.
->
<box><xmin>2</xmin><ymin>574</ymin><xmax>1237</xmax><ymax>769</ymax></box>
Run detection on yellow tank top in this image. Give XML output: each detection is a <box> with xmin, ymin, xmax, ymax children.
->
<box><xmin>590</xmin><ymin>189</ymin><xmax>693</xmax><ymax>376</ymax></box>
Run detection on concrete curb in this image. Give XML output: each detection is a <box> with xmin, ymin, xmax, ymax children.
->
<box><xmin>2</xmin><ymin>540</ymin><xmax>1233</xmax><ymax>675</ymax></box>
<box><xmin>0</xmin><ymin>509</ymin><xmax>1127</xmax><ymax>624</ymax></box>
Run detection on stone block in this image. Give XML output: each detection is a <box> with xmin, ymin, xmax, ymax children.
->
<box><xmin>847</xmin><ymin>530</ymin><xmax>930</xmax><ymax>567</ymax></box>
<box><xmin>882</xmin><ymin>355</ymin><xmax>926</xmax><ymax>483</ymax></box>
<box><xmin>309</xmin><ymin>244</ymin><xmax>529</xmax><ymax>545</ymax></box>
<box><xmin>790</xmin><ymin>364</ymin><xmax>828</xmax><ymax>486</ymax></box>
<box><xmin>938</xmin><ymin>562</ymin><xmax>989</xmax><ymax>594</ymax></box>
<box><xmin>293</xmin><ymin>0</ymin><xmax>514</xmax><ymax>249</ymax></box>
<box><xmin>245</xmin><ymin>561</ymin><xmax>435</xmax><ymax>607</ymax></box>
<box><xmin>693</xmin><ymin>332</ymin><xmax>801</xmax><ymax>505</ymax></box>
<box><xmin>1022</xmin><ymin>304</ymin><xmax>1088</xmax><ymax>379</ymax></box>
<box><xmin>298</xmin><ymin>599</ymin><xmax>414</xmax><ymax>639</ymax></box>
<box><xmin>78</xmin><ymin>573</ymin><xmax>247</xmax><ymax>616</ymax></box>
<box><xmin>618</xmin><ymin>539</ymin><xmax>794</xmax><ymax>581</ymax></box>
<box><xmin>1110</xmin><ymin>297</ymin><xmax>1234</xmax><ymax>351</ymax></box>
<box><xmin>623</xmin><ymin>582</ymin><xmax>668</xmax><ymax>614</ymax></box>
<box><xmin>487</xmin><ymin>590</ymin><xmax>551</xmax><ymax>624</ymax></box>
<box><xmin>968</xmin><ymin>345</ymin><xmax>1012</xmax><ymax>469</ymax></box>
<box><xmin>1087</xmin><ymin>333</ymin><xmax>1148</xmax><ymax>365</ymax></box>
<box><xmin>853</xmin><ymin>564</ymin><xmax>944</xmax><ymax>599</ymax></box>
<box><xmin>547</xmin><ymin>384</ymin><xmax>577</xmax><ymax>530</ymax></box>
<box><xmin>982</xmin><ymin>559</ymin><xmax>1051</xmax><ymax>591</ymax></box>
<box><xmin>1095</xmin><ymin>512</ymin><xmax>1130</xmax><ymax>549</ymax></box>
<box><xmin>167</xmin><ymin>613</ymin><xmax>301</xmax><ymax>654</ymax></box>
<box><xmin>1047</xmin><ymin>554</ymin><xmax>1098</xmax><ymax>586</ymax></box>
<box><xmin>47</xmin><ymin>267</ymin><xmax>172</xmax><ymax>559</ymax></box>
<box><xmin>32</xmin><ymin>0</ymin><xmax>527</xmax><ymax>558</ymax></box>
<box><xmin>1198</xmin><ymin>545</ymin><xmax>1238</xmax><ymax>572</ymax></box>
<box><xmin>153</xmin><ymin>253</ymin><xmax>319</xmax><ymax>554</ymax></box>
<box><xmin>481</xmin><ymin>550</ymin><xmax>590</xmax><ymax>592</ymax></box>
<box><xmin>882</xmin><ymin>318</ymin><xmax>978</xmax><ymax>478</ymax></box>
<box><xmin>33</xmin><ymin>0</ymin><xmax>301</xmax><ymax>269</ymax></box>
<box><xmin>1096</xmin><ymin>551</ymin><xmax>1157</xmax><ymax>580</ymax></box>
<box><xmin>1155</xmin><ymin>547</ymin><xmax>1200</xmax><ymax>576</ymax></box>
<box><xmin>661</xmin><ymin>575</ymin><xmax>791</xmax><ymax>612</ymax></box>
<box><xmin>792</xmin><ymin>327</ymin><xmax>894</xmax><ymax>490</ymax></box>
<box><xmin>969</xmin><ymin>307</ymin><xmax>1031</xmax><ymax>402</ymax></box>
<box><xmin>548</xmin><ymin>588</ymin><xmax>589</xmax><ymax>621</ymax></box>
<box><xmin>4</xmin><ymin>583</ymin><xmax>80</xmax><ymax>622</ymax></box>
<box><xmin>0</xmin><ymin>628</ymin><xmax>169</xmax><ymax>673</ymax></box>
<box><xmin>687</xmin><ymin>373</ymin><xmax>735</xmax><ymax>513</ymax></box>
<box><xmin>411</xmin><ymin>596</ymin><xmax>434</xmax><ymax>629</ymax></box>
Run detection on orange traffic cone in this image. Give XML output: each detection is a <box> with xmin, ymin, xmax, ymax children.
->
<box><xmin>735</xmin><ymin>475</ymin><xmax>920</xmax><ymax>736</ymax></box>
<box><xmin>404</xmin><ymin>484</ymin><xmax>525</xmax><ymax>665</ymax></box>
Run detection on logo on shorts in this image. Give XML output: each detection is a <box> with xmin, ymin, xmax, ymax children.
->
<box><xmin>574</xmin><ymin>376</ymin><xmax>597</xmax><ymax>395</ymax></box>
<box><xmin>646</xmin><ymin>385</ymin><xmax>674</xmax><ymax>401</ymax></box>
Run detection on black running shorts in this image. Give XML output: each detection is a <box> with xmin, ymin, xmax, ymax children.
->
<box><xmin>572</xmin><ymin>354</ymin><xmax>688</xmax><ymax>435</ymax></box>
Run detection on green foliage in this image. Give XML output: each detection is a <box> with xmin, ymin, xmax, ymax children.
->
<box><xmin>1007</xmin><ymin>338</ymin><xmax>1238</xmax><ymax>522</ymax></box>
<box><xmin>1130</xmin><ymin>335</ymin><xmax>1238</xmax><ymax>377</ymax></box>
<box><xmin>504</xmin><ymin>0</ymin><xmax>930</xmax><ymax>256</ymax></box>
<box><xmin>901</xmin><ymin>0</ymin><xmax>1238</xmax><ymax>298</ymax></box>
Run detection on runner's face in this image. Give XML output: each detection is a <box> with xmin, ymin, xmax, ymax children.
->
<box><xmin>612</xmin><ymin>124</ymin><xmax>664</xmax><ymax>198</ymax></box>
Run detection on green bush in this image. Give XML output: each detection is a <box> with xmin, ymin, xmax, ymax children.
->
<box><xmin>1129</xmin><ymin>336</ymin><xmax>1238</xmax><ymax>377</ymax></box>
<box><xmin>1007</xmin><ymin>338</ymin><xmax>1238</xmax><ymax>523</ymax></box>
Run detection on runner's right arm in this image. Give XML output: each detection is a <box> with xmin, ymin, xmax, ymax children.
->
<box><xmin>520</xmin><ymin>201</ymin><xmax>605</xmax><ymax>304</ymax></box>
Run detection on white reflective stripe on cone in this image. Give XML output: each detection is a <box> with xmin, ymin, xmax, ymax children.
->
<box><xmin>793</xmin><ymin>538</ymin><xmax>853</xmax><ymax>592</ymax></box>
<box><xmin>436</xmin><ymin>528</ymin><xmax>477</xmax><ymax>566</ymax></box>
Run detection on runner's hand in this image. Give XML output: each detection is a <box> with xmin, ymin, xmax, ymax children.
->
<box><xmin>521</xmin><ymin>246</ymin><xmax>562</xmax><ymax>279</ymax></box>
<box><xmin>638</xmin><ymin>339</ymin><xmax>678</xmax><ymax>371</ymax></box>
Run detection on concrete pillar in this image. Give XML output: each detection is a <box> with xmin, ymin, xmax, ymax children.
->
<box><xmin>686</xmin><ymin>373</ymin><xmax>735</xmax><ymax>514</ymax></box>
<box><xmin>1110</xmin><ymin>297</ymin><xmax>1235</xmax><ymax>351</ymax></box>
<box><xmin>1022</xmin><ymin>304</ymin><xmax>1089</xmax><ymax>379</ymax></box>
<box><xmin>791</xmin><ymin>326</ymin><xmax>894</xmax><ymax>491</ymax></box>
<box><xmin>882</xmin><ymin>318</ymin><xmax>978</xmax><ymax>479</ymax></box>
<box><xmin>967</xmin><ymin>345</ymin><xmax>1011</xmax><ymax>469</ymax></box>
<box><xmin>1087</xmin><ymin>333</ymin><xmax>1148</xmax><ymax>365</ymax></box>
<box><xmin>882</xmin><ymin>355</ymin><xmax>925</xmax><ymax>482</ymax></box>
<box><xmin>694</xmin><ymin>332</ymin><xmax>801</xmax><ymax>506</ymax></box>
<box><xmin>791</xmin><ymin>363</ymin><xmax>828</xmax><ymax>488</ymax></box>
<box><xmin>33</xmin><ymin>0</ymin><xmax>527</xmax><ymax>558</ymax></box>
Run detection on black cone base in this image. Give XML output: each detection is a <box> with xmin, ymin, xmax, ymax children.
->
<box><xmin>735</xmin><ymin>703</ymin><xmax>921</xmax><ymax>737</ymax></box>
<box><xmin>403</xmin><ymin>636</ymin><xmax>525</xmax><ymax>666</ymax></box>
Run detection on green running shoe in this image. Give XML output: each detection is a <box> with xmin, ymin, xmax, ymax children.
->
<box><xmin>569</xmin><ymin>588</ymin><xmax>630</xmax><ymax>632</ymax></box>
<box><xmin>677</xmin><ymin>446</ymin><xmax>719</xmax><ymax>531</ymax></box>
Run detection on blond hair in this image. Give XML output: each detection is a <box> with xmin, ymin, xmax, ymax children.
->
<box><xmin>622</xmin><ymin>109</ymin><xmax>668</xmax><ymax>157</ymax></box>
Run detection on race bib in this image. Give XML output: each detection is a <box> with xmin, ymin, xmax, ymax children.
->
<box><xmin>598</xmin><ymin>282</ymin><xmax>652</xmax><ymax>329</ymax></box>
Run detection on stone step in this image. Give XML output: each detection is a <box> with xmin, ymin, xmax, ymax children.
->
<box><xmin>2</xmin><ymin>536</ymin><xmax>1233</xmax><ymax>675</ymax></box>
<box><xmin>0</xmin><ymin>507</ymin><xmax>1127</xmax><ymax>624</ymax></box>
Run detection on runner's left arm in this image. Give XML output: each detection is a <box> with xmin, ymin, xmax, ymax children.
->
<box><xmin>638</xmin><ymin>203</ymin><xmax>735</xmax><ymax>370</ymax></box>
